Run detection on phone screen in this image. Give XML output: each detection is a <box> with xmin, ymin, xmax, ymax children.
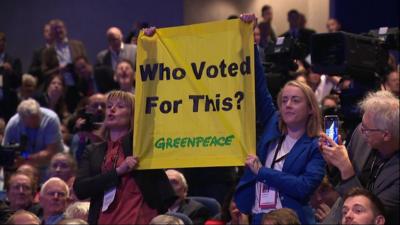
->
<box><xmin>324</xmin><ymin>115</ymin><xmax>339</xmax><ymax>144</ymax></box>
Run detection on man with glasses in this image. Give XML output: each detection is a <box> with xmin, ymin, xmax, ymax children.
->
<box><xmin>319</xmin><ymin>90</ymin><xmax>399</xmax><ymax>225</ymax></box>
<box><xmin>39</xmin><ymin>177</ymin><xmax>69</xmax><ymax>225</ymax></box>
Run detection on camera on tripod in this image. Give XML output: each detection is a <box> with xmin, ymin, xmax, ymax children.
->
<box><xmin>0</xmin><ymin>135</ymin><xmax>27</xmax><ymax>168</ymax></box>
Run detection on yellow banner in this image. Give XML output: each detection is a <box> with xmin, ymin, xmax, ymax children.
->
<box><xmin>134</xmin><ymin>19</ymin><xmax>255</xmax><ymax>169</ymax></box>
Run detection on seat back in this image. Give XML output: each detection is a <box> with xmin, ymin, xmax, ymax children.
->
<box><xmin>188</xmin><ymin>196</ymin><xmax>221</xmax><ymax>218</ymax></box>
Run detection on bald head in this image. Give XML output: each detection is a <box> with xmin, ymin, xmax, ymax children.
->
<box><xmin>106</xmin><ymin>27</ymin><xmax>123</xmax><ymax>52</ymax></box>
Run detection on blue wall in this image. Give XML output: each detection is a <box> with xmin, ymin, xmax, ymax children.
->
<box><xmin>0</xmin><ymin>0</ymin><xmax>183</xmax><ymax>72</ymax></box>
<box><xmin>330</xmin><ymin>0</ymin><xmax>399</xmax><ymax>33</ymax></box>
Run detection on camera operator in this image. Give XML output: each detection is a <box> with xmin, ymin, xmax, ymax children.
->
<box><xmin>69</xmin><ymin>93</ymin><xmax>106</xmax><ymax>163</ymax></box>
<box><xmin>2</xmin><ymin>99</ymin><xmax>63</xmax><ymax>174</ymax></box>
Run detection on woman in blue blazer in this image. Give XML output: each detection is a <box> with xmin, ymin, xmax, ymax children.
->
<box><xmin>235</xmin><ymin>14</ymin><xmax>326</xmax><ymax>225</ymax></box>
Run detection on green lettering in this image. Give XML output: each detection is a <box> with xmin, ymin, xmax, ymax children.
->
<box><xmin>181</xmin><ymin>137</ymin><xmax>188</xmax><ymax>148</ymax></box>
<box><xmin>166</xmin><ymin>138</ymin><xmax>174</xmax><ymax>149</ymax></box>
<box><xmin>203</xmin><ymin>136</ymin><xmax>211</xmax><ymax>147</ymax></box>
<box><xmin>154</xmin><ymin>138</ymin><xmax>165</xmax><ymax>150</ymax></box>
<box><xmin>173</xmin><ymin>137</ymin><xmax>180</xmax><ymax>148</ymax></box>
<box><xmin>225</xmin><ymin>135</ymin><xmax>234</xmax><ymax>145</ymax></box>
<box><xmin>188</xmin><ymin>137</ymin><xmax>195</xmax><ymax>147</ymax></box>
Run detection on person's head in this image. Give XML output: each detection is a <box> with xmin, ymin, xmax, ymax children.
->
<box><xmin>114</xmin><ymin>59</ymin><xmax>135</xmax><ymax>91</ymax></box>
<box><xmin>6</xmin><ymin>210</ymin><xmax>41</xmax><ymax>225</ymax></box>
<box><xmin>0</xmin><ymin>32</ymin><xmax>6</xmax><ymax>53</ymax></box>
<box><xmin>298</xmin><ymin>13</ymin><xmax>307</xmax><ymax>29</ymax></box>
<box><xmin>342</xmin><ymin>188</ymin><xmax>385</xmax><ymax>225</ymax></box>
<box><xmin>106</xmin><ymin>27</ymin><xmax>123</xmax><ymax>52</ymax></box>
<box><xmin>20</xmin><ymin>74</ymin><xmax>38</xmax><ymax>99</ymax></box>
<box><xmin>6</xmin><ymin>172</ymin><xmax>36</xmax><ymax>210</ymax></box>
<box><xmin>16</xmin><ymin>163</ymin><xmax>40</xmax><ymax>187</ymax></box>
<box><xmin>321</xmin><ymin>94</ymin><xmax>340</xmax><ymax>117</ymax></box>
<box><xmin>43</xmin><ymin>23</ymin><xmax>53</xmax><ymax>44</ymax></box>
<box><xmin>39</xmin><ymin>177</ymin><xmax>69</xmax><ymax>218</ymax></box>
<box><xmin>359</xmin><ymin>90</ymin><xmax>399</xmax><ymax>151</ymax></box>
<box><xmin>45</xmin><ymin>73</ymin><xmax>65</xmax><ymax>99</ymax></box>
<box><xmin>86</xmin><ymin>93</ymin><xmax>107</xmax><ymax>116</ymax></box>
<box><xmin>49</xmin><ymin>19</ymin><xmax>67</xmax><ymax>42</ymax></box>
<box><xmin>149</xmin><ymin>214</ymin><xmax>184</xmax><ymax>225</ymax></box>
<box><xmin>326</xmin><ymin>18</ymin><xmax>341</xmax><ymax>33</ymax></box>
<box><xmin>310</xmin><ymin>176</ymin><xmax>339</xmax><ymax>211</ymax></box>
<box><xmin>49</xmin><ymin>153</ymin><xmax>77</xmax><ymax>182</ymax></box>
<box><xmin>384</xmin><ymin>70</ymin><xmax>399</xmax><ymax>96</ymax></box>
<box><xmin>64</xmin><ymin>201</ymin><xmax>90</xmax><ymax>222</ymax></box>
<box><xmin>262</xmin><ymin>208</ymin><xmax>301</xmax><ymax>225</ymax></box>
<box><xmin>74</xmin><ymin>56</ymin><xmax>93</xmax><ymax>80</ymax></box>
<box><xmin>165</xmin><ymin>169</ymin><xmax>188</xmax><ymax>202</ymax></box>
<box><xmin>104</xmin><ymin>90</ymin><xmax>135</xmax><ymax>133</ymax></box>
<box><xmin>17</xmin><ymin>99</ymin><xmax>42</xmax><ymax>129</ymax></box>
<box><xmin>305</xmin><ymin>71</ymin><xmax>321</xmax><ymax>91</ymax></box>
<box><xmin>287</xmin><ymin>9</ymin><xmax>300</xmax><ymax>29</ymax></box>
<box><xmin>57</xmin><ymin>218</ymin><xmax>88</xmax><ymax>225</ymax></box>
<box><xmin>277</xmin><ymin>80</ymin><xmax>322</xmax><ymax>137</ymax></box>
<box><xmin>261</xmin><ymin>5</ymin><xmax>273</xmax><ymax>23</ymax></box>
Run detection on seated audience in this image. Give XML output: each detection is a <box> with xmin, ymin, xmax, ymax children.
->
<box><xmin>342</xmin><ymin>188</ymin><xmax>385</xmax><ymax>225</ymax></box>
<box><xmin>5</xmin><ymin>172</ymin><xmax>40</xmax><ymax>214</ymax></box>
<box><xmin>39</xmin><ymin>177</ymin><xmax>69</xmax><ymax>225</ymax></box>
<box><xmin>48</xmin><ymin>153</ymin><xmax>77</xmax><ymax>183</ymax></box>
<box><xmin>262</xmin><ymin>208</ymin><xmax>301</xmax><ymax>225</ymax></box>
<box><xmin>35</xmin><ymin>73</ymin><xmax>70</xmax><ymax>122</ymax></box>
<box><xmin>57</xmin><ymin>218</ymin><xmax>88</xmax><ymax>225</ymax></box>
<box><xmin>18</xmin><ymin>74</ymin><xmax>38</xmax><ymax>102</ymax></box>
<box><xmin>310</xmin><ymin>176</ymin><xmax>339</xmax><ymax>222</ymax></box>
<box><xmin>64</xmin><ymin>201</ymin><xmax>90</xmax><ymax>222</ymax></box>
<box><xmin>382</xmin><ymin>70</ymin><xmax>399</xmax><ymax>97</ymax></box>
<box><xmin>320</xmin><ymin>90</ymin><xmax>399</xmax><ymax>225</ymax></box>
<box><xmin>150</xmin><ymin>214</ymin><xmax>184</xmax><ymax>225</ymax></box>
<box><xmin>6</xmin><ymin>210</ymin><xmax>41</xmax><ymax>225</ymax></box>
<box><xmin>0</xmin><ymin>32</ymin><xmax>23</xmax><ymax>89</ymax></box>
<box><xmin>166</xmin><ymin>169</ymin><xmax>211</xmax><ymax>225</ymax></box>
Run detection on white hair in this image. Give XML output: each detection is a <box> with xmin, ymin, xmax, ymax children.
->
<box><xmin>64</xmin><ymin>201</ymin><xmax>90</xmax><ymax>220</ymax></box>
<box><xmin>165</xmin><ymin>169</ymin><xmax>188</xmax><ymax>190</ymax></box>
<box><xmin>359</xmin><ymin>90</ymin><xmax>399</xmax><ymax>140</ymax></box>
<box><xmin>40</xmin><ymin>177</ymin><xmax>70</xmax><ymax>197</ymax></box>
<box><xmin>17</xmin><ymin>98</ymin><xmax>41</xmax><ymax>118</ymax></box>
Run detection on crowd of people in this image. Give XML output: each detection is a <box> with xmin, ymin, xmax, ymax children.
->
<box><xmin>0</xmin><ymin>4</ymin><xmax>399</xmax><ymax>225</ymax></box>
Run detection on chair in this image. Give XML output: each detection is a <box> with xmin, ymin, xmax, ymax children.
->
<box><xmin>166</xmin><ymin>212</ymin><xmax>193</xmax><ymax>225</ymax></box>
<box><xmin>188</xmin><ymin>196</ymin><xmax>221</xmax><ymax>218</ymax></box>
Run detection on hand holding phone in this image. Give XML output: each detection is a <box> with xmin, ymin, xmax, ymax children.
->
<box><xmin>324</xmin><ymin>115</ymin><xmax>339</xmax><ymax>145</ymax></box>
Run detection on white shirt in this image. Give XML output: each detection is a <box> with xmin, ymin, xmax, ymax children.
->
<box><xmin>252</xmin><ymin>135</ymin><xmax>298</xmax><ymax>214</ymax></box>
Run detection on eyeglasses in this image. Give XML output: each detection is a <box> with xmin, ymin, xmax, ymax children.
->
<box><xmin>360</xmin><ymin>123</ymin><xmax>385</xmax><ymax>135</ymax></box>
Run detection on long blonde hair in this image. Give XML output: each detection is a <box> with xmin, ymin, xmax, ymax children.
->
<box><xmin>277</xmin><ymin>80</ymin><xmax>322</xmax><ymax>137</ymax></box>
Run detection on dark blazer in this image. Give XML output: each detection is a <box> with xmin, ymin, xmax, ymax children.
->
<box><xmin>281</xmin><ymin>28</ymin><xmax>315</xmax><ymax>57</ymax></box>
<box><xmin>41</xmin><ymin>39</ymin><xmax>87</xmax><ymax>77</ymax></box>
<box><xmin>73</xmin><ymin>132</ymin><xmax>177</xmax><ymax>225</ymax></box>
<box><xmin>0</xmin><ymin>52</ymin><xmax>22</xmax><ymax>89</ymax></box>
<box><xmin>96</xmin><ymin>44</ymin><xmax>137</xmax><ymax>69</ymax></box>
<box><xmin>177</xmin><ymin>198</ymin><xmax>210</xmax><ymax>225</ymax></box>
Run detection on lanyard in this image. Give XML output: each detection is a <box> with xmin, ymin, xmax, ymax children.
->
<box><xmin>270</xmin><ymin>136</ymin><xmax>289</xmax><ymax>169</ymax></box>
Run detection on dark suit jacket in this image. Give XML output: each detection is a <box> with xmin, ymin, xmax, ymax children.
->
<box><xmin>177</xmin><ymin>198</ymin><xmax>210</xmax><ymax>225</ymax></box>
<box><xmin>73</xmin><ymin>132</ymin><xmax>177</xmax><ymax>224</ymax></box>
<box><xmin>0</xmin><ymin>52</ymin><xmax>22</xmax><ymax>89</ymax></box>
<box><xmin>96</xmin><ymin>44</ymin><xmax>137</xmax><ymax>69</ymax></box>
<box><xmin>41</xmin><ymin>39</ymin><xmax>87</xmax><ymax>77</ymax></box>
<box><xmin>324</xmin><ymin>125</ymin><xmax>400</xmax><ymax>225</ymax></box>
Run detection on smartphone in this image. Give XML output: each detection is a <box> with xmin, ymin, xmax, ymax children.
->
<box><xmin>324</xmin><ymin>115</ymin><xmax>339</xmax><ymax>144</ymax></box>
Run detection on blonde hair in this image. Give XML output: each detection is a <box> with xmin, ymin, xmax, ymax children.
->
<box><xmin>21</xmin><ymin>74</ymin><xmax>38</xmax><ymax>86</ymax></box>
<box><xmin>64</xmin><ymin>201</ymin><xmax>90</xmax><ymax>220</ymax></box>
<box><xmin>359</xmin><ymin>90</ymin><xmax>399</xmax><ymax>141</ymax></box>
<box><xmin>277</xmin><ymin>80</ymin><xmax>322</xmax><ymax>137</ymax></box>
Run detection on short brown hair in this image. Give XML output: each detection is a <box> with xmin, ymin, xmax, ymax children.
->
<box><xmin>262</xmin><ymin>208</ymin><xmax>301</xmax><ymax>225</ymax></box>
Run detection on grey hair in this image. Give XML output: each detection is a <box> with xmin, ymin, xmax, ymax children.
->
<box><xmin>149</xmin><ymin>215</ymin><xmax>184</xmax><ymax>225</ymax></box>
<box><xmin>64</xmin><ymin>201</ymin><xmax>90</xmax><ymax>220</ymax></box>
<box><xmin>359</xmin><ymin>90</ymin><xmax>399</xmax><ymax>140</ymax></box>
<box><xmin>6</xmin><ymin>210</ymin><xmax>41</xmax><ymax>225</ymax></box>
<box><xmin>165</xmin><ymin>169</ymin><xmax>188</xmax><ymax>190</ymax></box>
<box><xmin>40</xmin><ymin>177</ymin><xmax>70</xmax><ymax>197</ymax></box>
<box><xmin>17</xmin><ymin>98</ymin><xmax>41</xmax><ymax>118</ymax></box>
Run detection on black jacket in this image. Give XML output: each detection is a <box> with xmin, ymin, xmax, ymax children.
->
<box><xmin>73</xmin><ymin>132</ymin><xmax>177</xmax><ymax>224</ymax></box>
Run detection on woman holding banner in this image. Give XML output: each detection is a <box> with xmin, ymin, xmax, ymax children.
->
<box><xmin>73</xmin><ymin>90</ymin><xmax>176</xmax><ymax>224</ymax></box>
<box><xmin>234</xmin><ymin>14</ymin><xmax>325</xmax><ymax>224</ymax></box>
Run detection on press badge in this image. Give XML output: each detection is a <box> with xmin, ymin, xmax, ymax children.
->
<box><xmin>102</xmin><ymin>187</ymin><xmax>116</xmax><ymax>212</ymax></box>
<box><xmin>258</xmin><ymin>183</ymin><xmax>277</xmax><ymax>209</ymax></box>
